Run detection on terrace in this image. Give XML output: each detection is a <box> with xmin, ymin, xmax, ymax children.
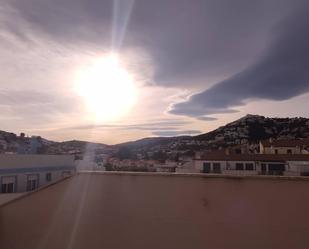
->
<box><xmin>1</xmin><ymin>172</ymin><xmax>309</xmax><ymax>249</ymax></box>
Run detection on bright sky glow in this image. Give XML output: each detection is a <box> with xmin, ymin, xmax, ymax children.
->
<box><xmin>74</xmin><ymin>54</ymin><xmax>137</xmax><ymax>122</ymax></box>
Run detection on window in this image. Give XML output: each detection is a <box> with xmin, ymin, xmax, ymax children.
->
<box><xmin>261</xmin><ymin>163</ymin><xmax>267</xmax><ymax>174</ymax></box>
<box><xmin>213</xmin><ymin>163</ymin><xmax>221</xmax><ymax>173</ymax></box>
<box><xmin>1</xmin><ymin>183</ymin><xmax>14</xmax><ymax>193</ymax></box>
<box><xmin>235</xmin><ymin>149</ymin><xmax>242</xmax><ymax>154</ymax></box>
<box><xmin>1</xmin><ymin>176</ymin><xmax>16</xmax><ymax>193</ymax></box>
<box><xmin>27</xmin><ymin>180</ymin><xmax>37</xmax><ymax>191</ymax></box>
<box><xmin>46</xmin><ymin>173</ymin><xmax>52</xmax><ymax>182</ymax></box>
<box><xmin>268</xmin><ymin>164</ymin><xmax>285</xmax><ymax>175</ymax></box>
<box><xmin>275</xmin><ymin>149</ymin><xmax>278</xmax><ymax>154</ymax></box>
<box><xmin>245</xmin><ymin>163</ymin><xmax>254</xmax><ymax>171</ymax></box>
<box><xmin>226</xmin><ymin>162</ymin><xmax>231</xmax><ymax>170</ymax></box>
<box><xmin>27</xmin><ymin>175</ymin><xmax>39</xmax><ymax>191</ymax></box>
<box><xmin>287</xmin><ymin>149</ymin><xmax>292</xmax><ymax>154</ymax></box>
<box><xmin>235</xmin><ymin>163</ymin><xmax>244</xmax><ymax>170</ymax></box>
<box><xmin>203</xmin><ymin>163</ymin><xmax>211</xmax><ymax>173</ymax></box>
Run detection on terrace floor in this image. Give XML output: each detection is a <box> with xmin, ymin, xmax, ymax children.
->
<box><xmin>1</xmin><ymin>172</ymin><xmax>309</xmax><ymax>249</ymax></box>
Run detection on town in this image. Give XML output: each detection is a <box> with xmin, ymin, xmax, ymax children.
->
<box><xmin>1</xmin><ymin>115</ymin><xmax>309</xmax><ymax>201</ymax></box>
<box><xmin>103</xmin><ymin>137</ymin><xmax>309</xmax><ymax>176</ymax></box>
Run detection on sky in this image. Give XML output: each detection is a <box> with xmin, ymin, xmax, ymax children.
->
<box><xmin>0</xmin><ymin>0</ymin><xmax>309</xmax><ymax>144</ymax></box>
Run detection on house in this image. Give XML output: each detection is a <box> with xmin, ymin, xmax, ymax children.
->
<box><xmin>260</xmin><ymin>138</ymin><xmax>309</xmax><ymax>155</ymax></box>
<box><xmin>195</xmin><ymin>151</ymin><xmax>309</xmax><ymax>176</ymax></box>
<box><xmin>0</xmin><ymin>154</ymin><xmax>76</xmax><ymax>193</ymax></box>
<box><xmin>175</xmin><ymin>161</ymin><xmax>200</xmax><ymax>173</ymax></box>
<box><xmin>155</xmin><ymin>161</ymin><xmax>178</xmax><ymax>172</ymax></box>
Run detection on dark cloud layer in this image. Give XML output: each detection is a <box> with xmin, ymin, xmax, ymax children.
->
<box><xmin>4</xmin><ymin>0</ymin><xmax>298</xmax><ymax>86</ymax></box>
<box><xmin>2</xmin><ymin>0</ymin><xmax>309</xmax><ymax>121</ymax></box>
<box><xmin>170</xmin><ymin>6</ymin><xmax>309</xmax><ymax>118</ymax></box>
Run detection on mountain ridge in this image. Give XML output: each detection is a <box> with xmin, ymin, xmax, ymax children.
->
<box><xmin>114</xmin><ymin>114</ymin><xmax>309</xmax><ymax>159</ymax></box>
<box><xmin>0</xmin><ymin>114</ymin><xmax>309</xmax><ymax>155</ymax></box>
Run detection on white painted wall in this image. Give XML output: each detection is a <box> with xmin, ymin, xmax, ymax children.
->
<box><xmin>285</xmin><ymin>161</ymin><xmax>309</xmax><ymax>175</ymax></box>
<box><xmin>222</xmin><ymin>170</ymin><xmax>259</xmax><ymax>176</ymax></box>
<box><xmin>176</xmin><ymin>168</ymin><xmax>200</xmax><ymax>173</ymax></box>
<box><xmin>263</xmin><ymin>147</ymin><xmax>301</xmax><ymax>154</ymax></box>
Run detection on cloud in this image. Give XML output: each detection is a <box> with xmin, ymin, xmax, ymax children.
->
<box><xmin>0</xmin><ymin>0</ymin><xmax>308</xmax><ymax>143</ymax></box>
<box><xmin>152</xmin><ymin>130</ymin><xmax>201</xmax><ymax>137</ymax></box>
<box><xmin>170</xmin><ymin>6</ymin><xmax>309</xmax><ymax>118</ymax></box>
<box><xmin>60</xmin><ymin>119</ymin><xmax>191</xmax><ymax>131</ymax></box>
<box><xmin>4</xmin><ymin>0</ymin><xmax>299</xmax><ymax>87</ymax></box>
<box><xmin>0</xmin><ymin>89</ymin><xmax>83</xmax><ymax>123</ymax></box>
<box><xmin>196</xmin><ymin>116</ymin><xmax>218</xmax><ymax>121</ymax></box>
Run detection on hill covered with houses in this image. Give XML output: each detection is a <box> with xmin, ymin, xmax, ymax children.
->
<box><xmin>115</xmin><ymin>114</ymin><xmax>309</xmax><ymax>160</ymax></box>
<box><xmin>1</xmin><ymin>114</ymin><xmax>309</xmax><ymax>161</ymax></box>
<box><xmin>0</xmin><ymin>131</ymin><xmax>107</xmax><ymax>156</ymax></box>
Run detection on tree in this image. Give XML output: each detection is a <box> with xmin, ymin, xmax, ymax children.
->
<box><xmin>116</xmin><ymin>146</ymin><xmax>136</xmax><ymax>160</ymax></box>
<box><xmin>152</xmin><ymin>150</ymin><xmax>167</xmax><ymax>162</ymax></box>
<box><xmin>105</xmin><ymin>163</ymin><xmax>113</xmax><ymax>171</ymax></box>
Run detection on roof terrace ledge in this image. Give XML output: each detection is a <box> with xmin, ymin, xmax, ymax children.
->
<box><xmin>78</xmin><ymin>170</ymin><xmax>309</xmax><ymax>181</ymax></box>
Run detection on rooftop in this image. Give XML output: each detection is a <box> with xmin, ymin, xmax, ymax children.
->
<box><xmin>1</xmin><ymin>173</ymin><xmax>309</xmax><ymax>249</ymax></box>
<box><xmin>260</xmin><ymin>138</ymin><xmax>309</xmax><ymax>147</ymax></box>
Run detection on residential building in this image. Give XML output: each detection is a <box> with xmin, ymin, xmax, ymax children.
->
<box><xmin>260</xmin><ymin>138</ymin><xmax>309</xmax><ymax>154</ymax></box>
<box><xmin>175</xmin><ymin>161</ymin><xmax>200</xmax><ymax>173</ymax></box>
<box><xmin>195</xmin><ymin>152</ymin><xmax>309</xmax><ymax>176</ymax></box>
<box><xmin>155</xmin><ymin>161</ymin><xmax>178</xmax><ymax>172</ymax></box>
<box><xmin>0</xmin><ymin>154</ymin><xmax>76</xmax><ymax>193</ymax></box>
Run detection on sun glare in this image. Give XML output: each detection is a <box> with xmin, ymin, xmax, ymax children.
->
<box><xmin>74</xmin><ymin>54</ymin><xmax>137</xmax><ymax>121</ymax></box>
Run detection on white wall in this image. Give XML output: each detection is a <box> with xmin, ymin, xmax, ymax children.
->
<box><xmin>222</xmin><ymin>170</ymin><xmax>259</xmax><ymax>176</ymax></box>
<box><xmin>176</xmin><ymin>168</ymin><xmax>200</xmax><ymax>173</ymax></box>
<box><xmin>285</xmin><ymin>161</ymin><xmax>309</xmax><ymax>175</ymax></box>
<box><xmin>263</xmin><ymin>147</ymin><xmax>301</xmax><ymax>154</ymax></box>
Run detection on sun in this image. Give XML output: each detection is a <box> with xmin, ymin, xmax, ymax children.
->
<box><xmin>74</xmin><ymin>54</ymin><xmax>137</xmax><ymax>121</ymax></box>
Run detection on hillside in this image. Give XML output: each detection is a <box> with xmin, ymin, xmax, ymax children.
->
<box><xmin>0</xmin><ymin>131</ymin><xmax>107</xmax><ymax>155</ymax></box>
<box><xmin>1</xmin><ymin>114</ymin><xmax>309</xmax><ymax>157</ymax></box>
<box><xmin>195</xmin><ymin>114</ymin><xmax>309</xmax><ymax>144</ymax></box>
<box><xmin>115</xmin><ymin>114</ymin><xmax>309</xmax><ymax>159</ymax></box>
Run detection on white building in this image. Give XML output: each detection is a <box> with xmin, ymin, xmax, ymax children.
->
<box><xmin>195</xmin><ymin>152</ymin><xmax>309</xmax><ymax>176</ymax></box>
<box><xmin>175</xmin><ymin>161</ymin><xmax>200</xmax><ymax>173</ymax></box>
<box><xmin>155</xmin><ymin>161</ymin><xmax>178</xmax><ymax>172</ymax></box>
<box><xmin>0</xmin><ymin>154</ymin><xmax>76</xmax><ymax>193</ymax></box>
<box><xmin>260</xmin><ymin>138</ymin><xmax>309</xmax><ymax>155</ymax></box>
